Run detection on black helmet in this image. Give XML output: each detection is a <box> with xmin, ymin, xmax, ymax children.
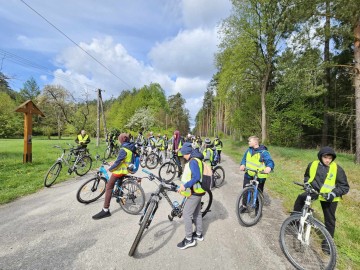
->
<box><xmin>204</xmin><ymin>138</ymin><xmax>211</xmax><ymax>144</ymax></box>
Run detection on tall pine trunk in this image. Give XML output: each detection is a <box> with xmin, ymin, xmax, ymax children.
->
<box><xmin>354</xmin><ymin>18</ymin><xmax>360</xmax><ymax>163</ymax></box>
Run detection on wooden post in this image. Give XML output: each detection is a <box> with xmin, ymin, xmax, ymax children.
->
<box><xmin>15</xmin><ymin>100</ymin><xmax>45</xmax><ymax>163</ymax></box>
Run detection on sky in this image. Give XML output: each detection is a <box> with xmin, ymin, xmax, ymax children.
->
<box><xmin>0</xmin><ymin>0</ymin><xmax>233</xmax><ymax>126</ymax></box>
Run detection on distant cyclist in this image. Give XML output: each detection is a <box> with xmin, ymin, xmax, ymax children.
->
<box><xmin>75</xmin><ymin>130</ymin><xmax>90</xmax><ymax>151</ymax></box>
<box><xmin>213</xmin><ymin>136</ymin><xmax>223</xmax><ymax>163</ymax></box>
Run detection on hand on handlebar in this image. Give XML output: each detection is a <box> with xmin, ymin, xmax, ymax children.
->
<box><xmin>177</xmin><ymin>184</ymin><xmax>185</xmax><ymax>193</ymax></box>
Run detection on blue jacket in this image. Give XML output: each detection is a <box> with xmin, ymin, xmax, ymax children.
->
<box><xmin>108</xmin><ymin>142</ymin><xmax>136</xmax><ymax>172</ymax></box>
<box><xmin>184</xmin><ymin>149</ymin><xmax>204</xmax><ymax>189</ymax></box>
<box><xmin>240</xmin><ymin>145</ymin><xmax>275</xmax><ymax>170</ymax></box>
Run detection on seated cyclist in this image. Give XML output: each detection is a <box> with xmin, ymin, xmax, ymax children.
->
<box><xmin>92</xmin><ymin>133</ymin><xmax>136</xmax><ymax>220</ymax></box>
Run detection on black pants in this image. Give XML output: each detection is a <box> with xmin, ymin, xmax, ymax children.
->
<box><xmin>243</xmin><ymin>173</ymin><xmax>265</xmax><ymax>193</ymax></box>
<box><xmin>293</xmin><ymin>192</ymin><xmax>338</xmax><ymax>237</ymax></box>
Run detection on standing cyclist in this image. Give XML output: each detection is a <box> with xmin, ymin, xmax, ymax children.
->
<box><xmin>75</xmin><ymin>130</ymin><xmax>90</xmax><ymax>150</ymax></box>
<box><xmin>213</xmin><ymin>136</ymin><xmax>223</xmax><ymax>163</ymax></box>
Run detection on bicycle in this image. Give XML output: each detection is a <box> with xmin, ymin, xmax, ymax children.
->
<box><xmin>279</xmin><ymin>182</ymin><xmax>337</xmax><ymax>270</ymax></box>
<box><xmin>145</xmin><ymin>147</ymin><xmax>164</xmax><ymax>169</ymax></box>
<box><xmin>44</xmin><ymin>144</ymin><xmax>92</xmax><ymax>188</ymax></box>
<box><xmin>158</xmin><ymin>151</ymin><xmax>182</xmax><ymax>182</ymax></box>
<box><xmin>103</xmin><ymin>139</ymin><xmax>120</xmax><ymax>159</ymax></box>
<box><xmin>76</xmin><ymin>159</ymin><xmax>145</xmax><ymax>215</ymax></box>
<box><xmin>128</xmin><ymin>169</ymin><xmax>212</xmax><ymax>257</ymax></box>
<box><xmin>209</xmin><ymin>159</ymin><xmax>225</xmax><ymax>188</ymax></box>
<box><xmin>235</xmin><ymin>169</ymin><xmax>265</xmax><ymax>227</ymax></box>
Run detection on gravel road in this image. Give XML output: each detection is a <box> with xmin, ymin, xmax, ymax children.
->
<box><xmin>0</xmin><ymin>153</ymin><xmax>293</xmax><ymax>270</ymax></box>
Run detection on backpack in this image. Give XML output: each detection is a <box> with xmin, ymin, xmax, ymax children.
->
<box><xmin>200</xmin><ymin>161</ymin><xmax>214</xmax><ymax>191</ymax></box>
<box><xmin>128</xmin><ymin>150</ymin><xmax>140</xmax><ymax>174</ymax></box>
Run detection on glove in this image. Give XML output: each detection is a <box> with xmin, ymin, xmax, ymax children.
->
<box><xmin>326</xmin><ymin>192</ymin><xmax>336</xmax><ymax>202</ymax></box>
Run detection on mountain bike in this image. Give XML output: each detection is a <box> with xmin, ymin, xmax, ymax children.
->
<box><xmin>158</xmin><ymin>151</ymin><xmax>182</xmax><ymax>182</ymax></box>
<box><xmin>128</xmin><ymin>169</ymin><xmax>212</xmax><ymax>257</ymax></box>
<box><xmin>235</xmin><ymin>169</ymin><xmax>265</xmax><ymax>227</ymax></box>
<box><xmin>76</xmin><ymin>159</ymin><xmax>145</xmax><ymax>215</ymax></box>
<box><xmin>279</xmin><ymin>182</ymin><xmax>337</xmax><ymax>270</ymax></box>
<box><xmin>210</xmin><ymin>159</ymin><xmax>225</xmax><ymax>188</ymax></box>
<box><xmin>104</xmin><ymin>139</ymin><xmax>120</xmax><ymax>159</ymax></box>
<box><xmin>145</xmin><ymin>147</ymin><xmax>164</xmax><ymax>169</ymax></box>
<box><xmin>44</xmin><ymin>144</ymin><xmax>92</xmax><ymax>188</ymax></box>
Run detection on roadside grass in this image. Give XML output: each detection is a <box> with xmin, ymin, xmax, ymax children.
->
<box><xmin>222</xmin><ymin>139</ymin><xmax>360</xmax><ymax>270</ymax></box>
<box><xmin>0</xmin><ymin>137</ymin><xmax>107</xmax><ymax>204</ymax></box>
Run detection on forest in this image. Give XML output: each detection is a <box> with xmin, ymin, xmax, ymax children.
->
<box><xmin>1</xmin><ymin>0</ymin><xmax>360</xmax><ymax>162</ymax></box>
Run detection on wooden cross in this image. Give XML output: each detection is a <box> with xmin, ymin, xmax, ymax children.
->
<box><xmin>15</xmin><ymin>100</ymin><xmax>45</xmax><ymax>163</ymax></box>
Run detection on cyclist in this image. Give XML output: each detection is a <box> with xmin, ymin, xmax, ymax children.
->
<box><xmin>92</xmin><ymin>133</ymin><xmax>136</xmax><ymax>220</ymax></box>
<box><xmin>172</xmin><ymin>130</ymin><xmax>185</xmax><ymax>177</ymax></box>
<box><xmin>202</xmin><ymin>138</ymin><xmax>214</xmax><ymax>166</ymax></box>
<box><xmin>106</xmin><ymin>131</ymin><xmax>118</xmax><ymax>152</ymax></box>
<box><xmin>147</xmin><ymin>132</ymin><xmax>156</xmax><ymax>149</ymax></box>
<box><xmin>75</xmin><ymin>130</ymin><xmax>90</xmax><ymax>150</ymax></box>
<box><xmin>163</xmin><ymin>134</ymin><xmax>169</xmax><ymax>159</ymax></box>
<box><xmin>239</xmin><ymin>135</ymin><xmax>274</xmax><ymax>194</ymax></box>
<box><xmin>213</xmin><ymin>136</ymin><xmax>223</xmax><ymax>163</ymax></box>
<box><xmin>292</xmin><ymin>146</ymin><xmax>349</xmax><ymax>239</ymax></box>
<box><xmin>177</xmin><ymin>142</ymin><xmax>205</xmax><ymax>249</ymax></box>
<box><xmin>155</xmin><ymin>133</ymin><xmax>165</xmax><ymax>162</ymax></box>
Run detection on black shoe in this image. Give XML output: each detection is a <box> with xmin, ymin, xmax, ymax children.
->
<box><xmin>192</xmin><ymin>232</ymin><xmax>204</xmax><ymax>241</ymax></box>
<box><xmin>177</xmin><ymin>238</ymin><xmax>196</xmax><ymax>249</ymax></box>
<box><xmin>92</xmin><ymin>209</ymin><xmax>111</xmax><ymax>220</ymax></box>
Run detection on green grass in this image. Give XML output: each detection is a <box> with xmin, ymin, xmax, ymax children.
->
<box><xmin>0</xmin><ymin>137</ymin><xmax>107</xmax><ymax>204</ymax></box>
<box><xmin>221</xmin><ymin>138</ymin><xmax>360</xmax><ymax>270</ymax></box>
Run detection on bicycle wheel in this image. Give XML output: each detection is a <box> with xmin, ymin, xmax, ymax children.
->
<box><xmin>201</xmin><ymin>190</ymin><xmax>213</xmax><ymax>217</ymax></box>
<box><xmin>236</xmin><ymin>186</ymin><xmax>263</xmax><ymax>227</ymax></box>
<box><xmin>75</xmin><ymin>155</ymin><xmax>92</xmax><ymax>176</ymax></box>
<box><xmin>279</xmin><ymin>214</ymin><xmax>337</xmax><ymax>270</ymax></box>
<box><xmin>145</xmin><ymin>153</ymin><xmax>159</xmax><ymax>169</ymax></box>
<box><xmin>118</xmin><ymin>179</ymin><xmax>145</xmax><ymax>214</ymax></box>
<box><xmin>44</xmin><ymin>162</ymin><xmax>62</xmax><ymax>187</ymax></box>
<box><xmin>76</xmin><ymin>176</ymin><xmax>107</xmax><ymax>203</ymax></box>
<box><xmin>128</xmin><ymin>200</ymin><xmax>157</xmax><ymax>256</ymax></box>
<box><xmin>213</xmin><ymin>166</ymin><xmax>225</xmax><ymax>187</ymax></box>
<box><xmin>158</xmin><ymin>162</ymin><xmax>176</xmax><ymax>183</ymax></box>
<box><xmin>104</xmin><ymin>147</ymin><xmax>111</xmax><ymax>159</ymax></box>
<box><xmin>140</xmin><ymin>154</ymin><xmax>146</xmax><ymax>168</ymax></box>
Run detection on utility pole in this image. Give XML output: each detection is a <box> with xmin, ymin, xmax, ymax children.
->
<box><xmin>96</xmin><ymin>88</ymin><xmax>108</xmax><ymax>147</ymax></box>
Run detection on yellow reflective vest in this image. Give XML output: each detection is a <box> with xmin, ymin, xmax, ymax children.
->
<box><xmin>245</xmin><ymin>150</ymin><xmax>268</xmax><ymax>179</ymax></box>
<box><xmin>77</xmin><ymin>134</ymin><xmax>89</xmax><ymax>144</ymax></box>
<box><xmin>110</xmin><ymin>148</ymin><xmax>133</xmax><ymax>175</ymax></box>
<box><xmin>180</xmin><ymin>158</ymin><xmax>205</xmax><ymax>197</ymax></box>
<box><xmin>214</xmin><ymin>139</ymin><xmax>222</xmax><ymax>151</ymax></box>
<box><xmin>308</xmin><ymin>161</ymin><xmax>341</xmax><ymax>202</ymax></box>
<box><xmin>177</xmin><ymin>139</ymin><xmax>183</xmax><ymax>157</ymax></box>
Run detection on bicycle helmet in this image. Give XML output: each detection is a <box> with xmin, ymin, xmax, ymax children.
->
<box><xmin>204</xmin><ymin>138</ymin><xmax>211</xmax><ymax>144</ymax></box>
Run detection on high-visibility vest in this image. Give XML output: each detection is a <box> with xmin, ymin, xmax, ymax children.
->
<box><xmin>77</xmin><ymin>134</ymin><xmax>89</xmax><ymax>144</ymax></box>
<box><xmin>110</xmin><ymin>148</ymin><xmax>133</xmax><ymax>175</ymax></box>
<box><xmin>177</xmin><ymin>140</ymin><xmax>183</xmax><ymax>157</ymax></box>
<box><xmin>308</xmin><ymin>161</ymin><xmax>341</xmax><ymax>202</ymax></box>
<box><xmin>203</xmin><ymin>148</ymin><xmax>214</xmax><ymax>163</ymax></box>
<box><xmin>245</xmin><ymin>150</ymin><xmax>268</xmax><ymax>179</ymax></box>
<box><xmin>180</xmin><ymin>158</ymin><xmax>205</xmax><ymax>197</ymax></box>
<box><xmin>156</xmin><ymin>138</ymin><xmax>165</xmax><ymax>150</ymax></box>
<box><xmin>214</xmin><ymin>139</ymin><xmax>222</xmax><ymax>151</ymax></box>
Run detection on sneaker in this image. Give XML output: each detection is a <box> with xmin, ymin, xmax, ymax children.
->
<box><xmin>177</xmin><ymin>238</ymin><xmax>196</xmax><ymax>249</ymax></box>
<box><xmin>92</xmin><ymin>209</ymin><xmax>111</xmax><ymax>220</ymax></box>
<box><xmin>192</xmin><ymin>232</ymin><xmax>204</xmax><ymax>241</ymax></box>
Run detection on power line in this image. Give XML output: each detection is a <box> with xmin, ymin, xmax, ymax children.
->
<box><xmin>20</xmin><ymin>0</ymin><xmax>132</xmax><ymax>89</ymax></box>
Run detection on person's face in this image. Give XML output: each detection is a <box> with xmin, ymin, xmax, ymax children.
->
<box><xmin>184</xmin><ymin>153</ymin><xmax>190</xmax><ymax>160</ymax></box>
<box><xmin>321</xmin><ymin>154</ymin><xmax>333</xmax><ymax>166</ymax></box>
<box><xmin>81</xmin><ymin>130</ymin><xmax>86</xmax><ymax>136</ymax></box>
<box><xmin>248</xmin><ymin>138</ymin><xmax>257</xmax><ymax>148</ymax></box>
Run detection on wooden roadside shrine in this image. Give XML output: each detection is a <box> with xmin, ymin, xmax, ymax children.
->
<box><xmin>14</xmin><ymin>100</ymin><xmax>45</xmax><ymax>163</ymax></box>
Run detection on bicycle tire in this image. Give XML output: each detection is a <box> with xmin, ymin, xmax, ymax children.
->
<box><xmin>145</xmin><ymin>153</ymin><xmax>159</xmax><ymax>169</ymax></box>
<box><xmin>201</xmin><ymin>189</ymin><xmax>213</xmax><ymax>217</ymax></box>
<box><xmin>158</xmin><ymin>162</ymin><xmax>176</xmax><ymax>183</ymax></box>
<box><xmin>128</xmin><ymin>200</ymin><xmax>157</xmax><ymax>256</ymax></box>
<box><xmin>44</xmin><ymin>162</ymin><xmax>62</xmax><ymax>187</ymax></box>
<box><xmin>213</xmin><ymin>166</ymin><xmax>225</xmax><ymax>187</ymax></box>
<box><xmin>74</xmin><ymin>155</ymin><xmax>92</xmax><ymax>176</ymax></box>
<box><xmin>118</xmin><ymin>179</ymin><xmax>145</xmax><ymax>215</ymax></box>
<box><xmin>236</xmin><ymin>186</ymin><xmax>263</xmax><ymax>227</ymax></box>
<box><xmin>104</xmin><ymin>147</ymin><xmax>111</xmax><ymax>159</ymax></box>
<box><xmin>279</xmin><ymin>214</ymin><xmax>337</xmax><ymax>270</ymax></box>
<box><xmin>76</xmin><ymin>176</ymin><xmax>107</xmax><ymax>203</ymax></box>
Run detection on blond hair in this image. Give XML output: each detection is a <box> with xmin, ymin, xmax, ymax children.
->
<box><xmin>248</xmin><ymin>136</ymin><xmax>260</xmax><ymax>144</ymax></box>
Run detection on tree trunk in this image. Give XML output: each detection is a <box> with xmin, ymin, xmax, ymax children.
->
<box><xmin>322</xmin><ymin>0</ymin><xmax>331</xmax><ymax>147</ymax></box>
<box><xmin>354</xmin><ymin>18</ymin><xmax>360</xmax><ymax>163</ymax></box>
<box><xmin>261</xmin><ymin>68</ymin><xmax>270</xmax><ymax>143</ymax></box>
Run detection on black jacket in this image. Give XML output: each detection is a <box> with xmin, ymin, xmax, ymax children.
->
<box><xmin>304</xmin><ymin>146</ymin><xmax>349</xmax><ymax>197</ymax></box>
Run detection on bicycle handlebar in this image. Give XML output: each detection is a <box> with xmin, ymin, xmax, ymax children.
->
<box><xmin>142</xmin><ymin>169</ymin><xmax>178</xmax><ymax>191</ymax></box>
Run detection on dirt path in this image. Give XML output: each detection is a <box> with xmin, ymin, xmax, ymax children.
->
<box><xmin>0</xmin><ymin>153</ymin><xmax>293</xmax><ymax>270</ymax></box>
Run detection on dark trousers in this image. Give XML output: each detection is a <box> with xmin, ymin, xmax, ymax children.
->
<box><xmin>243</xmin><ymin>173</ymin><xmax>265</xmax><ymax>193</ymax></box>
<box><xmin>293</xmin><ymin>192</ymin><xmax>338</xmax><ymax>237</ymax></box>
